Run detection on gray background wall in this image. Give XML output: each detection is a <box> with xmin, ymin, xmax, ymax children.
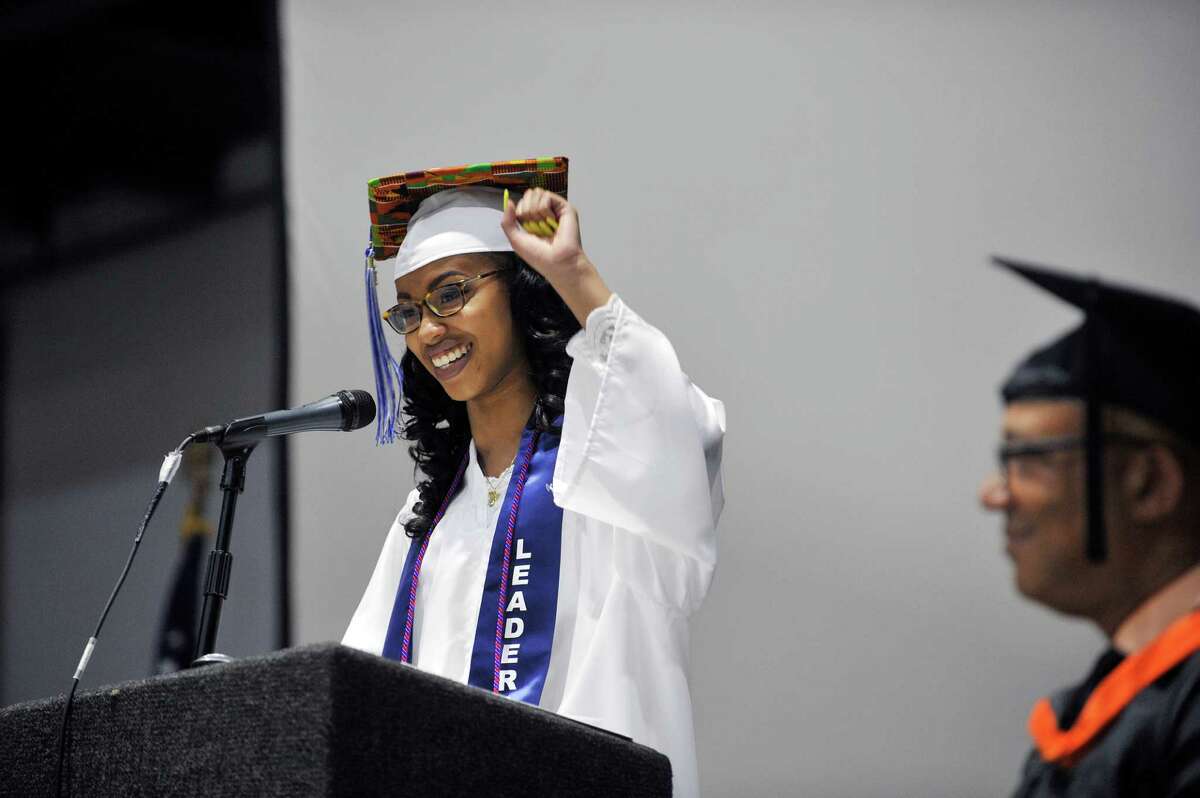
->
<box><xmin>283</xmin><ymin>2</ymin><xmax>1200</xmax><ymax>795</ymax></box>
<box><xmin>1</xmin><ymin>204</ymin><xmax>285</xmax><ymax>704</ymax></box>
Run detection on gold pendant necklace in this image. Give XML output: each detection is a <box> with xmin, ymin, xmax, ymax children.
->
<box><xmin>484</xmin><ymin>461</ymin><xmax>515</xmax><ymax>508</ymax></box>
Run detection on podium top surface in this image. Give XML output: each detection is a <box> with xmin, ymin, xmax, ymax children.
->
<box><xmin>1</xmin><ymin>642</ymin><xmax>671</xmax><ymax>797</ymax></box>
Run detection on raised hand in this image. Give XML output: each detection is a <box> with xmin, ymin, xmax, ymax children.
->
<box><xmin>500</xmin><ymin>187</ymin><xmax>612</xmax><ymax>326</ymax></box>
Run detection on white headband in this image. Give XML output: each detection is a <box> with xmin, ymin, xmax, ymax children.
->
<box><xmin>393</xmin><ymin>186</ymin><xmax>514</xmax><ymax>280</ymax></box>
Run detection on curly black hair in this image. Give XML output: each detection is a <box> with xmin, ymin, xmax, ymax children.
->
<box><xmin>399</xmin><ymin>253</ymin><xmax>580</xmax><ymax>539</ymax></box>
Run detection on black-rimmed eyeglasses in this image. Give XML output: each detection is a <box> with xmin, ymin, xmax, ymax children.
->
<box><xmin>996</xmin><ymin>434</ymin><xmax>1175</xmax><ymax>484</ymax></box>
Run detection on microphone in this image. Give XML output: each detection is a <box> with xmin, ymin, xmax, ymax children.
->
<box><xmin>191</xmin><ymin>390</ymin><xmax>377</xmax><ymax>447</ymax></box>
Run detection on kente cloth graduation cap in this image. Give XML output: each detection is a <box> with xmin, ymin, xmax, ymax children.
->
<box><xmin>368</xmin><ymin>156</ymin><xmax>568</xmax><ymax>263</ymax></box>
<box><xmin>362</xmin><ymin>157</ymin><xmax>569</xmax><ymax>444</ymax></box>
<box><xmin>995</xmin><ymin>255</ymin><xmax>1200</xmax><ymax>562</ymax></box>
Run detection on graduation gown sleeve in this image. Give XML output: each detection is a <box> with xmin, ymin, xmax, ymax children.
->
<box><xmin>551</xmin><ymin>294</ymin><xmax>726</xmax><ymax>612</ymax></box>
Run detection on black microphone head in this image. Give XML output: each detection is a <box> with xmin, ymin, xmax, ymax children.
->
<box><xmin>336</xmin><ymin>390</ymin><xmax>377</xmax><ymax>431</ymax></box>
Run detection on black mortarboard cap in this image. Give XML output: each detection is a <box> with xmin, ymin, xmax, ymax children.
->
<box><xmin>994</xmin><ymin>255</ymin><xmax>1200</xmax><ymax>562</ymax></box>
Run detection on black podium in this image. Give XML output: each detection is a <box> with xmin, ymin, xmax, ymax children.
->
<box><xmin>0</xmin><ymin>643</ymin><xmax>671</xmax><ymax>797</ymax></box>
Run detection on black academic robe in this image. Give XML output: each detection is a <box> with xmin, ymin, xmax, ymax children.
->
<box><xmin>1013</xmin><ymin>647</ymin><xmax>1200</xmax><ymax>797</ymax></box>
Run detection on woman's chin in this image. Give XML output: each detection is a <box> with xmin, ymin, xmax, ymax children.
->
<box><xmin>437</xmin><ymin>374</ymin><xmax>479</xmax><ymax>403</ymax></box>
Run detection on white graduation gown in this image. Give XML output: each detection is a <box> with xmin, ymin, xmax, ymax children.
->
<box><xmin>344</xmin><ymin>294</ymin><xmax>726</xmax><ymax>797</ymax></box>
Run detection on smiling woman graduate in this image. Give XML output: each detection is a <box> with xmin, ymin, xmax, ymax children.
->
<box><xmin>342</xmin><ymin>157</ymin><xmax>726</xmax><ymax>798</ymax></box>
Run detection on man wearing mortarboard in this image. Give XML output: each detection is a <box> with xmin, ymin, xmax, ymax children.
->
<box><xmin>979</xmin><ymin>257</ymin><xmax>1200</xmax><ymax>795</ymax></box>
<box><xmin>341</xmin><ymin>157</ymin><xmax>725</xmax><ymax>797</ymax></box>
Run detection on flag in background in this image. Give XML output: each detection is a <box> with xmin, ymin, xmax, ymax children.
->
<box><xmin>153</xmin><ymin>445</ymin><xmax>214</xmax><ymax>674</ymax></box>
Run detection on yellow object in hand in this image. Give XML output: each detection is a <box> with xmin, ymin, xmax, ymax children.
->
<box><xmin>506</xmin><ymin>189</ymin><xmax>556</xmax><ymax>238</ymax></box>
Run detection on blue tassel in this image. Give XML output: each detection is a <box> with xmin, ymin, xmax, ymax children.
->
<box><xmin>364</xmin><ymin>244</ymin><xmax>404</xmax><ymax>444</ymax></box>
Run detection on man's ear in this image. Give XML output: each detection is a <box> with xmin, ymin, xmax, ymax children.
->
<box><xmin>1123</xmin><ymin>445</ymin><xmax>1186</xmax><ymax>523</ymax></box>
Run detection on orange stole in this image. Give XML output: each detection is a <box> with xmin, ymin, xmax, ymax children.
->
<box><xmin>1028</xmin><ymin>609</ymin><xmax>1200</xmax><ymax>766</ymax></box>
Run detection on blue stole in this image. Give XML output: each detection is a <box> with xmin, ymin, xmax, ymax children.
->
<box><xmin>381</xmin><ymin>423</ymin><xmax>564</xmax><ymax>706</ymax></box>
